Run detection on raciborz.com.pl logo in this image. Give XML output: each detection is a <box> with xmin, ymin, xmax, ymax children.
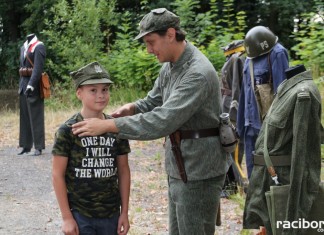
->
<box><xmin>277</xmin><ymin>218</ymin><xmax>324</xmax><ymax>232</ymax></box>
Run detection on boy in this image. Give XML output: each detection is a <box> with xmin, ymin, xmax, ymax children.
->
<box><xmin>52</xmin><ymin>61</ymin><xmax>130</xmax><ymax>235</ymax></box>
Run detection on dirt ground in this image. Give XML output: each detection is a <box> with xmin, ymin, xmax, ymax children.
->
<box><xmin>0</xmin><ymin>139</ymin><xmax>244</xmax><ymax>235</ymax></box>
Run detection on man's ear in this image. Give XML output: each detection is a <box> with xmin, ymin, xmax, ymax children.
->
<box><xmin>167</xmin><ymin>28</ymin><xmax>176</xmax><ymax>40</ymax></box>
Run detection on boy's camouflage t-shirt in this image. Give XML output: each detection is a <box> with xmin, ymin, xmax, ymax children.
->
<box><xmin>52</xmin><ymin>113</ymin><xmax>131</xmax><ymax>218</ymax></box>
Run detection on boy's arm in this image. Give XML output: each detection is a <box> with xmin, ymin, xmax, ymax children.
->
<box><xmin>117</xmin><ymin>154</ymin><xmax>130</xmax><ymax>235</ymax></box>
<box><xmin>52</xmin><ymin>155</ymin><xmax>79</xmax><ymax>235</ymax></box>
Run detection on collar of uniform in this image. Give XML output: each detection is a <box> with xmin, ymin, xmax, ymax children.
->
<box><xmin>23</xmin><ymin>35</ymin><xmax>38</xmax><ymax>57</ymax></box>
<box><xmin>277</xmin><ymin>70</ymin><xmax>312</xmax><ymax>99</ymax></box>
<box><xmin>23</xmin><ymin>35</ymin><xmax>38</xmax><ymax>51</ymax></box>
<box><xmin>169</xmin><ymin>41</ymin><xmax>194</xmax><ymax>74</ymax></box>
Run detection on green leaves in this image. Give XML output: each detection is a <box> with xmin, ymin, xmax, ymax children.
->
<box><xmin>291</xmin><ymin>0</ymin><xmax>324</xmax><ymax>79</ymax></box>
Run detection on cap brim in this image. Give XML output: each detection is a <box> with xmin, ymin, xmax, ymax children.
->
<box><xmin>80</xmin><ymin>78</ymin><xmax>113</xmax><ymax>86</ymax></box>
<box><xmin>134</xmin><ymin>30</ymin><xmax>154</xmax><ymax>40</ymax></box>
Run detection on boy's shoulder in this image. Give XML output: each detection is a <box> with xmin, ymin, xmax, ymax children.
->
<box><xmin>56</xmin><ymin>113</ymin><xmax>82</xmax><ymax>134</ymax></box>
<box><xmin>62</xmin><ymin>112</ymin><xmax>83</xmax><ymax>129</ymax></box>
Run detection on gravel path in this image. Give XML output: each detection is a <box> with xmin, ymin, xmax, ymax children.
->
<box><xmin>0</xmin><ymin>139</ymin><xmax>244</xmax><ymax>235</ymax></box>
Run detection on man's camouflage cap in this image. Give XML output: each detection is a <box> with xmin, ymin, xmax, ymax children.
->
<box><xmin>70</xmin><ymin>61</ymin><xmax>113</xmax><ymax>89</ymax></box>
<box><xmin>134</xmin><ymin>8</ymin><xmax>180</xmax><ymax>40</ymax></box>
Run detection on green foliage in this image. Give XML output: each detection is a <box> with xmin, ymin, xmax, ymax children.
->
<box><xmin>0</xmin><ymin>41</ymin><xmax>20</xmax><ymax>89</ymax></box>
<box><xmin>291</xmin><ymin>0</ymin><xmax>324</xmax><ymax>79</ymax></box>
<box><xmin>22</xmin><ymin>0</ymin><xmax>55</xmax><ymax>35</ymax></box>
<box><xmin>171</xmin><ymin>0</ymin><xmax>247</xmax><ymax>71</ymax></box>
<box><xmin>200</xmin><ymin>35</ymin><xmax>232</xmax><ymax>72</ymax></box>
<box><xmin>110</xmin><ymin>86</ymin><xmax>147</xmax><ymax>106</ymax></box>
<box><xmin>43</xmin><ymin>0</ymin><xmax>117</xmax><ymax>87</ymax></box>
<box><xmin>106</xmin><ymin>11</ymin><xmax>160</xmax><ymax>91</ymax></box>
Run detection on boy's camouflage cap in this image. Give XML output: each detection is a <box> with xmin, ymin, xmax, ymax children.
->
<box><xmin>134</xmin><ymin>8</ymin><xmax>180</xmax><ymax>40</ymax></box>
<box><xmin>70</xmin><ymin>61</ymin><xmax>113</xmax><ymax>89</ymax></box>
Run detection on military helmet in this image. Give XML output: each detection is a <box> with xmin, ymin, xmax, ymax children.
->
<box><xmin>244</xmin><ymin>26</ymin><xmax>278</xmax><ymax>59</ymax></box>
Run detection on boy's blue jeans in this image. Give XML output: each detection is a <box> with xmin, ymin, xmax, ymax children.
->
<box><xmin>72</xmin><ymin>210</ymin><xmax>119</xmax><ymax>235</ymax></box>
<box><xmin>168</xmin><ymin>174</ymin><xmax>225</xmax><ymax>235</ymax></box>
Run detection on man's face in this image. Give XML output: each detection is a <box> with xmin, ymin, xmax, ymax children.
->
<box><xmin>143</xmin><ymin>29</ymin><xmax>174</xmax><ymax>63</ymax></box>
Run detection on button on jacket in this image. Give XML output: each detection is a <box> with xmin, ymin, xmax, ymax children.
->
<box><xmin>115</xmin><ymin>42</ymin><xmax>228</xmax><ymax>181</ymax></box>
<box><xmin>237</xmin><ymin>43</ymin><xmax>289</xmax><ymax>136</ymax></box>
<box><xmin>243</xmin><ymin>71</ymin><xmax>322</xmax><ymax>232</ymax></box>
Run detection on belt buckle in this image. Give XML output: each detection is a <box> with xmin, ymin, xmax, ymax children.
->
<box><xmin>193</xmin><ymin>132</ymin><xmax>200</xmax><ymax>138</ymax></box>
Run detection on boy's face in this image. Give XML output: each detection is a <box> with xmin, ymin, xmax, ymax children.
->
<box><xmin>77</xmin><ymin>83</ymin><xmax>110</xmax><ymax>113</ymax></box>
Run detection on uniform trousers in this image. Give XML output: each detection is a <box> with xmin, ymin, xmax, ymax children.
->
<box><xmin>243</xmin><ymin>126</ymin><xmax>259</xmax><ymax>179</ymax></box>
<box><xmin>19</xmin><ymin>93</ymin><xmax>45</xmax><ymax>150</ymax></box>
<box><xmin>168</xmin><ymin>174</ymin><xmax>225</xmax><ymax>235</ymax></box>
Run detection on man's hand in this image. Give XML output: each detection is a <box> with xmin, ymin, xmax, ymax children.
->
<box><xmin>72</xmin><ymin>118</ymin><xmax>118</xmax><ymax>137</ymax></box>
<box><xmin>111</xmin><ymin>103</ymin><xmax>135</xmax><ymax>118</ymax></box>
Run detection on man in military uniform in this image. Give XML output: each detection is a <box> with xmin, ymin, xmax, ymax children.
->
<box><xmin>237</xmin><ymin>26</ymin><xmax>289</xmax><ymax>178</ymax></box>
<box><xmin>72</xmin><ymin>8</ymin><xmax>228</xmax><ymax>235</ymax></box>
<box><xmin>243</xmin><ymin>65</ymin><xmax>322</xmax><ymax>234</ymax></box>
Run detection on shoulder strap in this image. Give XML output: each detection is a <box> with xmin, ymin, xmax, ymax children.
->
<box><xmin>26</xmin><ymin>40</ymin><xmax>42</xmax><ymax>68</ymax></box>
<box><xmin>28</xmin><ymin>40</ymin><xmax>40</xmax><ymax>53</ymax></box>
<box><xmin>263</xmin><ymin>103</ymin><xmax>280</xmax><ymax>185</ymax></box>
<box><xmin>267</xmin><ymin>53</ymin><xmax>273</xmax><ymax>84</ymax></box>
<box><xmin>26</xmin><ymin>53</ymin><xmax>34</xmax><ymax>68</ymax></box>
<box><xmin>249</xmin><ymin>59</ymin><xmax>254</xmax><ymax>88</ymax></box>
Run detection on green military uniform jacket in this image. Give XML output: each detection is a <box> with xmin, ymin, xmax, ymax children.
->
<box><xmin>115</xmin><ymin>42</ymin><xmax>228</xmax><ymax>181</ymax></box>
<box><xmin>243</xmin><ymin>71</ymin><xmax>322</xmax><ymax>234</ymax></box>
<box><xmin>220</xmin><ymin>52</ymin><xmax>245</xmax><ymax>122</ymax></box>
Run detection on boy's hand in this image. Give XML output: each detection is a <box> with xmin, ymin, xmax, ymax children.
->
<box><xmin>117</xmin><ymin>212</ymin><xmax>130</xmax><ymax>235</ymax></box>
<box><xmin>62</xmin><ymin>217</ymin><xmax>79</xmax><ymax>235</ymax></box>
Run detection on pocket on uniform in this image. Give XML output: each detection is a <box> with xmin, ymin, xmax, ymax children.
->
<box><xmin>266</xmin><ymin>112</ymin><xmax>289</xmax><ymax>148</ymax></box>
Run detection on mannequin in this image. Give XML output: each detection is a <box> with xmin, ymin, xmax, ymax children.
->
<box><xmin>18</xmin><ymin>33</ymin><xmax>46</xmax><ymax>156</ymax></box>
<box><xmin>27</xmin><ymin>33</ymin><xmax>35</xmax><ymax>43</ymax></box>
<box><xmin>285</xmin><ymin>64</ymin><xmax>306</xmax><ymax>79</ymax></box>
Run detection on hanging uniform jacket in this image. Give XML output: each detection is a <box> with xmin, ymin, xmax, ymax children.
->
<box><xmin>243</xmin><ymin>70</ymin><xmax>322</xmax><ymax>234</ymax></box>
<box><xmin>237</xmin><ymin>43</ymin><xmax>289</xmax><ymax>136</ymax></box>
<box><xmin>220</xmin><ymin>51</ymin><xmax>246</xmax><ymax>122</ymax></box>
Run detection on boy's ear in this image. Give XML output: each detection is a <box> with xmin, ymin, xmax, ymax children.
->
<box><xmin>76</xmin><ymin>87</ymin><xmax>82</xmax><ymax>100</ymax></box>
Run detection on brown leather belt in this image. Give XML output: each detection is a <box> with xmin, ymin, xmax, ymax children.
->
<box><xmin>179</xmin><ymin>128</ymin><xmax>219</xmax><ymax>139</ymax></box>
<box><xmin>253</xmin><ymin>153</ymin><xmax>291</xmax><ymax>166</ymax></box>
<box><xmin>19</xmin><ymin>67</ymin><xmax>33</xmax><ymax>77</ymax></box>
